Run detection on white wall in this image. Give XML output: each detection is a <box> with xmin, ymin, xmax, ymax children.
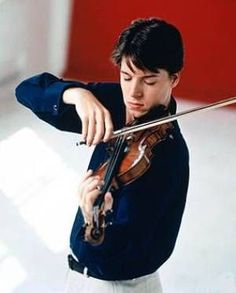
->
<box><xmin>0</xmin><ymin>0</ymin><xmax>72</xmax><ymax>83</ymax></box>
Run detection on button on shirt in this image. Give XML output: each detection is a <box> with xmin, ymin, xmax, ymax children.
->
<box><xmin>53</xmin><ymin>104</ymin><xmax>58</xmax><ymax>112</ymax></box>
<box><xmin>15</xmin><ymin>72</ymin><xmax>189</xmax><ymax>281</ymax></box>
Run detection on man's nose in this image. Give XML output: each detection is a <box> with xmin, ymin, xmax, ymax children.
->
<box><xmin>130</xmin><ymin>81</ymin><xmax>143</xmax><ymax>98</ymax></box>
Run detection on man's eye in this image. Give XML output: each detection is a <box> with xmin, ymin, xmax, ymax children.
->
<box><xmin>144</xmin><ymin>80</ymin><xmax>156</xmax><ymax>85</ymax></box>
<box><xmin>123</xmin><ymin>77</ymin><xmax>131</xmax><ymax>81</ymax></box>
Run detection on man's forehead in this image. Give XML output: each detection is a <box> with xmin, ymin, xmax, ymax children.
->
<box><xmin>120</xmin><ymin>57</ymin><xmax>160</xmax><ymax>75</ymax></box>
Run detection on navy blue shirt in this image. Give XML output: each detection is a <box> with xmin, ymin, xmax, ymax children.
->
<box><xmin>15</xmin><ymin>72</ymin><xmax>189</xmax><ymax>281</ymax></box>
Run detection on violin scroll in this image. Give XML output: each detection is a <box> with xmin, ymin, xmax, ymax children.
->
<box><xmin>84</xmin><ymin>205</ymin><xmax>113</xmax><ymax>245</ymax></box>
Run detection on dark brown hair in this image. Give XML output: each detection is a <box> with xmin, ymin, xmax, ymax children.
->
<box><xmin>111</xmin><ymin>18</ymin><xmax>184</xmax><ymax>74</ymax></box>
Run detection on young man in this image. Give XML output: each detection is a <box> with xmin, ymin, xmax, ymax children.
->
<box><xmin>16</xmin><ymin>18</ymin><xmax>189</xmax><ymax>292</ymax></box>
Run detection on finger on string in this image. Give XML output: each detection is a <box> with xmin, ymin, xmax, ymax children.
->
<box><xmin>86</xmin><ymin>178</ymin><xmax>104</xmax><ymax>193</ymax></box>
<box><xmin>79</xmin><ymin>170</ymin><xmax>94</xmax><ymax>185</ymax></box>
<box><xmin>79</xmin><ymin>176</ymin><xmax>96</xmax><ymax>199</ymax></box>
<box><xmin>78</xmin><ymin>171</ymin><xmax>95</xmax><ymax>202</ymax></box>
<box><xmin>103</xmin><ymin>192</ymin><xmax>113</xmax><ymax>212</ymax></box>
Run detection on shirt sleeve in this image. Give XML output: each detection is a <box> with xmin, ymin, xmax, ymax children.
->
<box><xmin>15</xmin><ymin>72</ymin><xmax>123</xmax><ymax>133</ymax></box>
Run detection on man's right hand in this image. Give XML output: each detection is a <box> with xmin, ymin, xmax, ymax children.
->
<box><xmin>63</xmin><ymin>87</ymin><xmax>114</xmax><ymax>145</ymax></box>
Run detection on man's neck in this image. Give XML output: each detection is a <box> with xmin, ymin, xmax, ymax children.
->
<box><xmin>125</xmin><ymin>108</ymin><xmax>134</xmax><ymax>124</ymax></box>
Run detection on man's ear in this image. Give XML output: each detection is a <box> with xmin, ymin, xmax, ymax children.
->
<box><xmin>171</xmin><ymin>72</ymin><xmax>181</xmax><ymax>88</ymax></box>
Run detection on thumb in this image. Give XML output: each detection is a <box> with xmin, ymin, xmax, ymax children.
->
<box><xmin>103</xmin><ymin>192</ymin><xmax>113</xmax><ymax>212</ymax></box>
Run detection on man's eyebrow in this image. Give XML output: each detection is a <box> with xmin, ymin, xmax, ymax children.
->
<box><xmin>143</xmin><ymin>74</ymin><xmax>159</xmax><ymax>78</ymax></box>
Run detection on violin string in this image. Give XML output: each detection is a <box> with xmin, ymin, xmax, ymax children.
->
<box><xmin>103</xmin><ymin>135</ymin><xmax>124</xmax><ymax>191</ymax></box>
<box><xmin>96</xmin><ymin>121</ymin><xmax>138</xmax><ymax>207</ymax></box>
<box><xmin>92</xmin><ymin>138</ymin><xmax>122</xmax><ymax>221</ymax></box>
<box><xmin>91</xmin><ymin>135</ymin><xmax>126</xmax><ymax>236</ymax></box>
<box><xmin>101</xmin><ymin>121</ymin><xmax>139</xmax><ymax>194</ymax></box>
<box><xmin>102</xmin><ymin>139</ymin><xmax>120</xmax><ymax>186</ymax></box>
<box><xmin>96</xmin><ymin>135</ymin><xmax>125</xmax><ymax>208</ymax></box>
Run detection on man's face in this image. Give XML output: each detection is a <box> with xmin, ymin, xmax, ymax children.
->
<box><xmin>120</xmin><ymin>57</ymin><xmax>180</xmax><ymax>118</ymax></box>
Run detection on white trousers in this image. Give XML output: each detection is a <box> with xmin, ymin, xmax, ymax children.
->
<box><xmin>64</xmin><ymin>269</ymin><xmax>163</xmax><ymax>293</ymax></box>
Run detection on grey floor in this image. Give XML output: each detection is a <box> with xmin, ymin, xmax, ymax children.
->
<box><xmin>0</xmin><ymin>79</ymin><xmax>236</xmax><ymax>292</ymax></box>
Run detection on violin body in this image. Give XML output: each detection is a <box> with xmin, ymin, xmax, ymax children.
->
<box><xmin>94</xmin><ymin>122</ymin><xmax>173</xmax><ymax>187</ymax></box>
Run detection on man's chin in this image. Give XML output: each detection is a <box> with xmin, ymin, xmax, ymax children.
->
<box><xmin>131</xmin><ymin>109</ymin><xmax>148</xmax><ymax>118</ymax></box>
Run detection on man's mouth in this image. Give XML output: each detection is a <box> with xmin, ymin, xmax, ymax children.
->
<box><xmin>127</xmin><ymin>102</ymin><xmax>144</xmax><ymax>110</ymax></box>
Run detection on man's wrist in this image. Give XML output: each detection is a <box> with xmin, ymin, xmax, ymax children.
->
<box><xmin>63</xmin><ymin>87</ymin><xmax>90</xmax><ymax>105</ymax></box>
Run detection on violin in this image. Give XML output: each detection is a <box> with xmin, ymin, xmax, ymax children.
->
<box><xmin>80</xmin><ymin>96</ymin><xmax>236</xmax><ymax>245</ymax></box>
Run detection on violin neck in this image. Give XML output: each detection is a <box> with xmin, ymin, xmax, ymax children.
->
<box><xmin>94</xmin><ymin>135</ymin><xmax>127</xmax><ymax>208</ymax></box>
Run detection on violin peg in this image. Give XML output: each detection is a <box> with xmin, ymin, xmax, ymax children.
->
<box><xmin>105</xmin><ymin>221</ymin><xmax>113</xmax><ymax>228</ymax></box>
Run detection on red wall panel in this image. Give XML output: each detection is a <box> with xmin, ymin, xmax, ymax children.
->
<box><xmin>64</xmin><ymin>0</ymin><xmax>236</xmax><ymax>103</ymax></box>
